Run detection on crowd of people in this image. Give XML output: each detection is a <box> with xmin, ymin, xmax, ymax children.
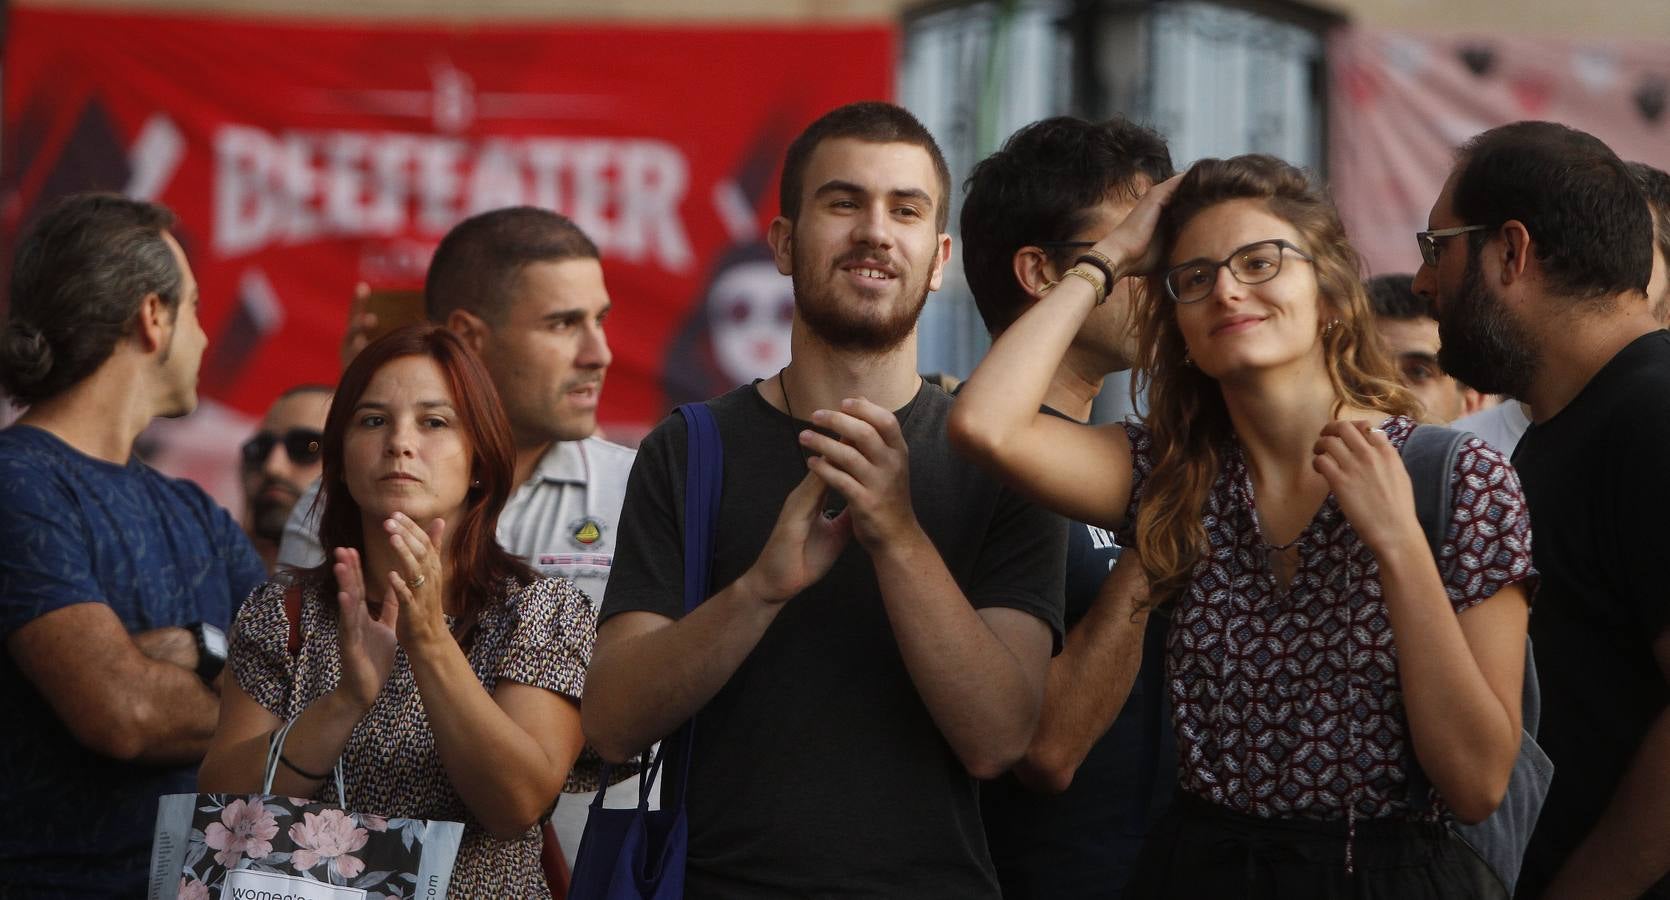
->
<box><xmin>0</xmin><ymin>98</ymin><xmax>1668</xmax><ymax>900</ymax></box>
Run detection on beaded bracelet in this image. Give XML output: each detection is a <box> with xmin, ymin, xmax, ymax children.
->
<box><xmin>1062</xmin><ymin>266</ymin><xmax>1109</xmax><ymax>305</ymax></box>
<box><xmin>1074</xmin><ymin>251</ymin><xmax>1118</xmax><ymax>290</ymax></box>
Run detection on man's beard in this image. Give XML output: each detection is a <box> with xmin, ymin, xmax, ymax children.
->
<box><xmin>791</xmin><ymin>242</ymin><xmax>932</xmax><ymax>354</ymax></box>
<box><xmin>1437</xmin><ymin>251</ymin><xmax>1539</xmax><ymax>399</ymax></box>
<box><xmin>249</xmin><ymin>481</ymin><xmax>303</xmax><ymax>542</ymax></box>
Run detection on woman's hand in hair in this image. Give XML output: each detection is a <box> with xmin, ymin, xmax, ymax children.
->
<box><xmin>332</xmin><ymin>547</ymin><xmax>399</xmax><ymax>713</ymax></box>
<box><xmin>383</xmin><ymin>512</ymin><xmax>450</xmax><ymax>652</ymax></box>
<box><xmin>1089</xmin><ymin>174</ymin><xmax>1184</xmax><ymax>280</ymax></box>
<box><xmin>1312</xmin><ymin>420</ymin><xmax>1425</xmax><ymax>555</ymax></box>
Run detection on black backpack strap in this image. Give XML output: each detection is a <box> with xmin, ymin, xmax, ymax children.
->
<box><xmin>1401</xmin><ymin>425</ymin><xmax>1549</xmax><ymax>892</ymax></box>
<box><xmin>1400</xmin><ymin>424</ymin><xmax>1541</xmax><ymax>739</ymax></box>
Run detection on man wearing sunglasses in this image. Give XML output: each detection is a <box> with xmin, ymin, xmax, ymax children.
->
<box><xmin>1414</xmin><ymin>121</ymin><xmax>1669</xmax><ymax>900</ymax></box>
<box><xmin>238</xmin><ymin>385</ymin><xmax>330</xmax><ymax>572</ymax></box>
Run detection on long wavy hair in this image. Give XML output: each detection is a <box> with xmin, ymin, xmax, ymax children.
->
<box><xmin>1128</xmin><ymin>155</ymin><xmax>1419</xmax><ymax>606</ymax></box>
<box><xmin>310</xmin><ymin>325</ymin><xmax>535</xmax><ymax>622</ymax></box>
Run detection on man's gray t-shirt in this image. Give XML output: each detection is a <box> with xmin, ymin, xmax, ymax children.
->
<box><xmin>601</xmin><ymin>382</ymin><xmax>1066</xmax><ymax>899</ymax></box>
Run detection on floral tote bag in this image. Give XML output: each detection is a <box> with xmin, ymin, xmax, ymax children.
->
<box><xmin>148</xmin><ymin>719</ymin><xmax>464</xmax><ymax>900</ymax></box>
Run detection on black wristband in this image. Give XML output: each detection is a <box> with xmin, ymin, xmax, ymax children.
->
<box><xmin>187</xmin><ymin>622</ymin><xmax>227</xmax><ymax>684</ymax></box>
<box><xmin>1074</xmin><ymin>253</ymin><xmax>1117</xmax><ymax>289</ymax></box>
<box><xmin>279</xmin><ymin>751</ymin><xmax>332</xmax><ymax>781</ymax></box>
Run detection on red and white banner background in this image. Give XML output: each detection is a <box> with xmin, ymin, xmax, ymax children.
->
<box><xmin>1</xmin><ymin>7</ymin><xmax>893</xmax><ymax>508</ymax></box>
<box><xmin>1331</xmin><ymin>28</ymin><xmax>1670</xmax><ymax>277</ymax></box>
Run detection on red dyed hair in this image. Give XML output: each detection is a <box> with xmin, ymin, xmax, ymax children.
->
<box><xmin>311</xmin><ymin>324</ymin><xmax>534</xmax><ymax>621</ymax></box>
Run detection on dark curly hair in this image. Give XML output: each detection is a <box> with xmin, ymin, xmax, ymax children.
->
<box><xmin>961</xmin><ymin>116</ymin><xmax>1174</xmax><ymax>335</ymax></box>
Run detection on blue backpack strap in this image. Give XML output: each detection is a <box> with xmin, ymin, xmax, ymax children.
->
<box><xmin>589</xmin><ymin>403</ymin><xmax>724</xmax><ymax>816</ymax></box>
<box><xmin>660</xmin><ymin>402</ymin><xmax>724</xmax><ymax>810</ymax></box>
<box><xmin>678</xmin><ymin>403</ymin><xmax>724</xmax><ymax>615</ymax></box>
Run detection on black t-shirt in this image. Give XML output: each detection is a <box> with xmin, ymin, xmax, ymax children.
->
<box><xmin>980</xmin><ymin>515</ymin><xmax>1176</xmax><ymax>899</ymax></box>
<box><xmin>1513</xmin><ymin>331</ymin><xmax>1670</xmax><ymax>899</ymax></box>
<box><xmin>601</xmin><ymin>382</ymin><xmax>1067</xmax><ymax>899</ymax></box>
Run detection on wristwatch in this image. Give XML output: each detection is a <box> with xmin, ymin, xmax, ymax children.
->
<box><xmin>187</xmin><ymin>622</ymin><xmax>228</xmax><ymax>683</ymax></box>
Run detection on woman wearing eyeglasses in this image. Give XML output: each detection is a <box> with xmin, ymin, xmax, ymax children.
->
<box><xmin>200</xmin><ymin>325</ymin><xmax>595</xmax><ymax>897</ymax></box>
<box><xmin>951</xmin><ymin>155</ymin><xmax>1532</xmax><ymax>897</ymax></box>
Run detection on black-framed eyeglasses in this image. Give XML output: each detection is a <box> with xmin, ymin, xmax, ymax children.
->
<box><xmin>1416</xmin><ymin>224</ymin><xmax>1491</xmax><ymax>267</ymax></box>
<box><xmin>240</xmin><ymin>428</ymin><xmax>323</xmax><ymax>469</ymax></box>
<box><xmin>1162</xmin><ymin>239</ymin><xmax>1314</xmax><ymax>304</ymax></box>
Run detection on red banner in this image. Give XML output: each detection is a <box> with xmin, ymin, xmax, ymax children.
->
<box><xmin>1330</xmin><ymin>28</ymin><xmax>1670</xmax><ymax>277</ymax></box>
<box><xmin>2</xmin><ymin>7</ymin><xmax>895</xmax><ymax>447</ymax></box>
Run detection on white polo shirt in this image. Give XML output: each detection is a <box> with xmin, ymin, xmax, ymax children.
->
<box><xmin>495</xmin><ymin>436</ymin><xmax>635</xmax><ymax>610</ymax></box>
<box><xmin>273</xmin><ymin>436</ymin><xmax>639</xmax><ymax>867</ymax></box>
<box><xmin>278</xmin><ymin>436</ymin><xmax>634</xmax><ymax>606</ymax></box>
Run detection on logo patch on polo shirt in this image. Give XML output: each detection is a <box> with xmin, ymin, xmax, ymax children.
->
<box><xmin>569</xmin><ymin>516</ymin><xmax>606</xmax><ymax>548</ymax></box>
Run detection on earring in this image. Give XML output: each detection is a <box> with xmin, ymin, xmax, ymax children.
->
<box><xmin>1322</xmin><ymin>319</ymin><xmax>1340</xmax><ymax>339</ymax></box>
<box><xmin>470</xmin><ymin>478</ymin><xmax>482</xmax><ymax>488</ymax></box>
<box><xmin>1182</xmin><ymin>351</ymin><xmax>1195</xmax><ymax>368</ymax></box>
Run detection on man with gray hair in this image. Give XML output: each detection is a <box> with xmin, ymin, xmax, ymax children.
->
<box><xmin>0</xmin><ymin>194</ymin><xmax>266</xmax><ymax>896</ymax></box>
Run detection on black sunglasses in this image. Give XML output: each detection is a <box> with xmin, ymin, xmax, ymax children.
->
<box><xmin>241</xmin><ymin>428</ymin><xmax>323</xmax><ymax>469</ymax></box>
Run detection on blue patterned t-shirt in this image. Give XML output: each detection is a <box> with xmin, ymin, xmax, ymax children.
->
<box><xmin>0</xmin><ymin>424</ymin><xmax>265</xmax><ymax>898</ymax></box>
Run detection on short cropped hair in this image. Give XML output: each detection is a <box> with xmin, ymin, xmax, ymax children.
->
<box><xmin>1452</xmin><ymin>122</ymin><xmax>1651</xmax><ymax>301</ymax></box>
<box><xmin>0</xmin><ymin>193</ymin><xmax>182</xmax><ymax>407</ymax></box>
<box><xmin>779</xmin><ymin>101</ymin><xmax>952</xmax><ymax>231</ymax></box>
<box><xmin>276</xmin><ymin>383</ymin><xmax>334</xmax><ymax>403</ymax></box>
<box><xmin>961</xmin><ymin>116</ymin><xmax>1174</xmax><ymax>334</ymax></box>
<box><xmin>1628</xmin><ymin>161</ymin><xmax>1670</xmax><ymax>268</ymax></box>
<box><xmin>424</xmin><ymin>207</ymin><xmax>599</xmax><ymax>325</ymax></box>
<box><xmin>1366</xmin><ymin>274</ymin><xmax>1432</xmax><ymax>321</ymax></box>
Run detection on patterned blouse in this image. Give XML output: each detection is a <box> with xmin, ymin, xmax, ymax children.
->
<box><xmin>1120</xmin><ymin>415</ymin><xmax>1535</xmax><ymax>821</ymax></box>
<box><xmin>231</xmin><ymin>574</ymin><xmax>597</xmax><ymax>898</ymax></box>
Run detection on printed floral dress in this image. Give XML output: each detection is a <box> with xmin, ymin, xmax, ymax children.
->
<box><xmin>231</xmin><ymin>574</ymin><xmax>598</xmax><ymax>898</ymax></box>
<box><xmin>1119</xmin><ymin>415</ymin><xmax>1536</xmax><ymax>822</ymax></box>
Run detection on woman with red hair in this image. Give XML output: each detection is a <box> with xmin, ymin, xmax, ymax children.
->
<box><xmin>201</xmin><ymin>325</ymin><xmax>593</xmax><ymax>897</ymax></box>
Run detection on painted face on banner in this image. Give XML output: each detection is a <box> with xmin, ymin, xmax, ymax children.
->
<box><xmin>706</xmin><ymin>259</ymin><xmax>795</xmax><ymax>384</ymax></box>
